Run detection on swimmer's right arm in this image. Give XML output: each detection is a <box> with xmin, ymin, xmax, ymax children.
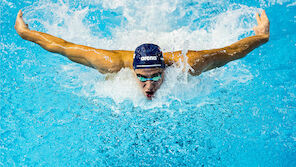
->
<box><xmin>15</xmin><ymin>10</ymin><xmax>133</xmax><ymax>74</ymax></box>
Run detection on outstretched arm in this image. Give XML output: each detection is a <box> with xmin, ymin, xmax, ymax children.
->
<box><xmin>15</xmin><ymin>10</ymin><xmax>133</xmax><ymax>74</ymax></box>
<box><xmin>167</xmin><ymin>10</ymin><xmax>269</xmax><ymax>76</ymax></box>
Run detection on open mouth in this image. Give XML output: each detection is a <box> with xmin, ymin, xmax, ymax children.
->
<box><xmin>145</xmin><ymin>91</ymin><xmax>155</xmax><ymax>99</ymax></box>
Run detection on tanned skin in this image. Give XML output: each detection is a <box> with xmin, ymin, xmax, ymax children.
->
<box><xmin>15</xmin><ymin>9</ymin><xmax>270</xmax><ymax>99</ymax></box>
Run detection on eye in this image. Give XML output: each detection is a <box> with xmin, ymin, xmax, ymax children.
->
<box><xmin>151</xmin><ymin>74</ymin><xmax>162</xmax><ymax>81</ymax></box>
<box><xmin>136</xmin><ymin>75</ymin><xmax>148</xmax><ymax>82</ymax></box>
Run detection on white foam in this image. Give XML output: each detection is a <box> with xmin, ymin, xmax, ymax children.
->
<box><xmin>259</xmin><ymin>0</ymin><xmax>292</xmax><ymax>6</ymax></box>
<box><xmin>24</xmin><ymin>0</ymin><xmax>259</xmax><ymax>107</ymax></box>
<box><xmin>287</xmin><ymin>1</ymin><xmax>296</xmax><ymax>7</ymax></box>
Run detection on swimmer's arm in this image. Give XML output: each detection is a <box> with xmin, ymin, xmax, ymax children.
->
<box><xmin>186</xmin><ymin>10</ymin><xmax>270</xmax><ymax>76</ymax></box>
<box><xmin>187</xmin><ymin>34</ymin><xmax>269</xmax><ymax>75</ymax></box>
<box><xmin>15</xmin><ymin>10</ymin><xmax>131</xmax><ymax>73</ymax></box>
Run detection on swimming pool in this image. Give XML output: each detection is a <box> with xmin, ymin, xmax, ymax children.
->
<box><xmin>1</xmin><ymin>0</ymin><xmax>295</xmax><ymax>166</ymax></box>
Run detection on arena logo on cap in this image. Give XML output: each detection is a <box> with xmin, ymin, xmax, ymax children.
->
<box><xmin>140</xmin><ymin>56</ymin><xmax>157</xmax><ymax>61</ymax></box>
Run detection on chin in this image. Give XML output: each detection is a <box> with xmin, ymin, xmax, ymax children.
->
<box><xmin>146</xmin><ymin>97</ymin><xmax>153</xmax><ymax>100</ymax></box>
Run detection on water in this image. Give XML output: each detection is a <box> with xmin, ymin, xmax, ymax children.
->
<box><xmin>1</xmin><ymin>0</ymin><xmax>296</xmax><ymax>166</ymax></box>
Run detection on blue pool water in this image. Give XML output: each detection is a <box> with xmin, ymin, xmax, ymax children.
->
<box><xmin>1</xmin><ymin>0</ymin><xmax>296</xmax><ymax>166</ymax></box>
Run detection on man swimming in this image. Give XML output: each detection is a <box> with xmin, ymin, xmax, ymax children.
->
<box><xmin>15</xmin><ymin>10</ymin><xmax>270</xmax><ymax>99</ymax></box>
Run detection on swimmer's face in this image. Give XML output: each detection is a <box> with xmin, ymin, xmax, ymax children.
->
<box><xmin>134</xmin><ymin>68</ymin><xmax>164</xmax><ymax>100</ymax></box>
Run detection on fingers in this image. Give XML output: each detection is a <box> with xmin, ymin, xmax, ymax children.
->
<box><xmin>17</xmin><ymin>10</ymin><xmax>23</xmax><ymax>17</ymax></box>
<box><xmin>261</xmin><ymin>10</ymin><xmax>267</xmax><ymax>18</ymax></box>
<box><xmin>256</xmin><ymin>10</ymin><xmax>270</xmax><ymax>25</ymax></box>
<box><xmin>253</xmin><ymin>10</ymin><xmax>270</xmax><ymax>35</ymax></box>
<box><xmin>253</xmin><ymin>26</ymin><xmax>259</xmax><ymax>35</ymax></box>
<box><xmin>255</xmin><ymin>13</ymin><xmax>261</xmax><ymax>24</ymax></box>
<box><xmin>16</xmin><ymin>9</ymin><xmax>26</xmax><ymax>24</ymax></box>
<box><xmin>15</xmin><ymin>9</ymin><xmax>29</xmax><ymax>31</ymax></box>
<box><xmin>261</xmin><ymin>10</ymin><xmax>269</xmax><ymax>23</ymax></box>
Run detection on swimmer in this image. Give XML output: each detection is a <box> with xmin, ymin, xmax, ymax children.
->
<box><xmin>15</xmin><ymin>10</ymin><xmax>270</xmax><ymax>99</ymax></box>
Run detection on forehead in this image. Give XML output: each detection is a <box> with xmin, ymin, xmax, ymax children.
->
<box><xmin>134</xmin><ymin>68</ymin><xmax>164</xmax><ymax>75</ymax></box>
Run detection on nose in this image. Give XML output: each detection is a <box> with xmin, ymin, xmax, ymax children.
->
<box><xmin>144</xmin><ymin>80</ymin><xmax>154</xmax><ymax>91</ymax></box>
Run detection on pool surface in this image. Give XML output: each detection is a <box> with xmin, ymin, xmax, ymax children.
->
<box><xmin>1</xmin><ymin>0</ymin><xmax>296</xmax><ymax>166</ymax></box>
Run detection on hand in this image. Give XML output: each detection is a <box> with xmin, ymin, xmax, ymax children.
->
<box><xmin>253</xmin><ymin>10</ymin><xmax>270</xmax><ymax>36</ymax></box>
<box><xmin>15</xmin><ymin>10</ymin><xmax>30</xmax><ymax>36</ymax></box>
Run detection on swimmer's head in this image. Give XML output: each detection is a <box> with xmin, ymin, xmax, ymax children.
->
<box><xmin>133</xmin><ymin>44</ymin><xmax>165</xmax><ymax>99</ymax></box>
<box><xmin>133</xmin><ymin>43</ymin><xmax>165</xmax><ymax>69</ymax></box>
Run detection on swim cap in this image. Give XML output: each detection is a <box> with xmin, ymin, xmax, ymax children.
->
<box><xmin>133</xmin><ymin>43</ymin><xmax>165</xmax><ymax>69</ymax></box>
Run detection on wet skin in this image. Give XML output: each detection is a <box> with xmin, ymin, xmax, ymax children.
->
<box><xmin>134</xmin><ymin>68</ymin><xmax>164</xmax><ymax>100</ymax></box>
<box><xmin>15</xmin><ymin>10</ymin><xmax>270</xmax><ymax>99</ymax></box>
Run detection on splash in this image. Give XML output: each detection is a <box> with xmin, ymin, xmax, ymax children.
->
<box><xmin>23</xmin><ymin>0</ymin><xmax>257</xmax><ymax>107</ymax></box>
<box><xmin>4</xmin><ymin>0</ymin><xmax>296</xmax><ymax>166</ymax></box>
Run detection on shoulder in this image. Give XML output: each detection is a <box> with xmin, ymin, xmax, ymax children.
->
<box><xmin>114</xmin><ymin>50</ymin><xmax>134</xmax><ymax>69</ymax></box>
<box><xmin>163</xmin><ymin>51</ymin><xmax>184</xmax><ymax>66</ymax></box>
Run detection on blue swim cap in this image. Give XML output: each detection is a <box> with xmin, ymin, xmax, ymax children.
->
<box><xmin>133</xmin><ymin>43</ymin><xmax>165</xmax><ymax>69</ymax></box>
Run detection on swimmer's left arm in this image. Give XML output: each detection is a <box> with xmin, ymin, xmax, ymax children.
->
<box><xmin>186</xmin><ymin>10</ymin><xmax>270</xmax><ymax>76</ymax></box>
